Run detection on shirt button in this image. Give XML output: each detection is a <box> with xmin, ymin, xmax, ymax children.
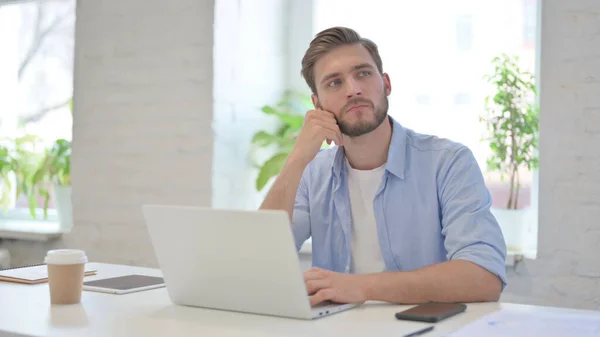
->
<box><xmin>345</xmin><ymin>265</ymin><xmax>350</xmax><ymax>272</ymax></box>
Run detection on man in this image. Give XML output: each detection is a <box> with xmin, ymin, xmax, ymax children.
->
<box><xmin>260</xmin><ymin>27</ymin><xmax>507</xmax><ymax>307</ymax></box>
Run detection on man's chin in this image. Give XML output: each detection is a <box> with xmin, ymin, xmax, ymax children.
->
<box><xmin>339</xmin><ymin>111</ymin><xmax>388</xmax><ymax>137</ymax></box>
<box><xmin>339</xmin><ymin>121</ymin><xmax>379</xmax><ymax>138</ymax></box>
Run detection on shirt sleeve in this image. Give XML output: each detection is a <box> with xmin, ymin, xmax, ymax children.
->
<box><xmin>438</xmin><ymin>146</ymin><xmax>508</xmax><ymax>288</ymax></box>
<box><xmin>291</xmin><ymin>168</ymin><xmax>311</xmax><ymax>252</ymax></box>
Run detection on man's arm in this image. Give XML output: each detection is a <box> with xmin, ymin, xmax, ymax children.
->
<box><xmin>362</xmin><ymin>260</ymin><xmax>501</xmax><ymax>303</ymax></box>
<box><xmin>306</xmin><ymin>259</ymin><xmax>501</xmax><ymax>306</ymax></box>
<box><xmin>259</xmin><ymin>156</ymin><xmax>308</xmax><ymax>220</ymax></box>
<box><xmin>260</xmin><ymin>109</ymin><xmax>343</xmax><ymax>250</ymax></box>
<box><xmin>305</xmin><ymin>146</ymin><xmax>506</xmax><ymax>306</ymax></box>
<box><xmin>260</xmin><ymin>157</ymin><xmax>313</xmax><ymax>251</ymax></box>
<box><xmin>260</xmin><ymin>109</ymin><xmax>342</xmax><ymax>218</ymax></box>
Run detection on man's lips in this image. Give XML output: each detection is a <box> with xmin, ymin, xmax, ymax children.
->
<box><xmin>346</xmin><ymin>104</ymin><xmax>369</xmax><ymax>113</ymax></box>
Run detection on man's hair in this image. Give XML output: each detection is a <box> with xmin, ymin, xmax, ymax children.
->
<box><xmin>301</xmin><ymin>27</ymin><xmax>383</xmax><ymax>94</ymax></box>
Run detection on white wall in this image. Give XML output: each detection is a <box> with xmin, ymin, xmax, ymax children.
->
<box><xmin>285</xmin><ymin>0</ymin><xmax>314</xmax><ymax>94</ymax></box>
<box><xmin>69</xmin><ymin>0</ymin><xmax>215</xmax><ymax>266</ymax></box>
<box><xmin>500</xmin><ymin>0</ymin><xmax>600</xmax><ymax>310</ymax></box>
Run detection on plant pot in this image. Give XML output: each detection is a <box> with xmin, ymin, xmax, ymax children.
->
<box><xmin>53</xmin><ymin>184</ymin><xmax>72</xmax><ymax>232</ymax></box>
<box><xmin>490</xmin><ymin>207</ymin><xmax>530</xmax><ymax>252</ymax></box>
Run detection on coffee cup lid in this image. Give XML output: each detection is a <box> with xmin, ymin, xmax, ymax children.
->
<box><xmin>44</xmin><ymin>249</ymin><xmax>88</xmax><ymax>265</ymax></box>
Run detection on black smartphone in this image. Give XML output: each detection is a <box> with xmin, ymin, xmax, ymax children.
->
<box><xmin>395</xmin><ymin>302</ymin><xmax>467</xmax><ymax>323</ymax></box>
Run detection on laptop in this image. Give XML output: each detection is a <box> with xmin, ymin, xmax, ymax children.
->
<box><xmin>141</xmin><ymin>204</ymin><xmax>359</xmax><ymax>320</ymax></box>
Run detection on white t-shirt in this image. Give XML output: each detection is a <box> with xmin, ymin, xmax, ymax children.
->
<box><xmin>346</xmin><ymin>159</ymin><xmax>387</xmax><ymax>274</ymax></box>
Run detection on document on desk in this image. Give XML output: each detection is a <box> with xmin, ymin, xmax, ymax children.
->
<box><xmin>0</xmin><ymin>264</ymin><xmax>97</xmax><ymax>284</ymax></box>
<box><xmin>446</xmin><ymin>308</ymin><xmax>600</xmax><ymax>337</ymax></box>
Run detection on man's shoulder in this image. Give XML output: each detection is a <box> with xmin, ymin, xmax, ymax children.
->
<box><xmin>398</xmin><ymin>126</ymin><xmax>477</xmax><ymax>176</ymax></box>
<box><xmin>399</xmin><ymin>127</ymin><xmax>480</xmax><ymax>188</ymax></box>
<box><xmin>403</xmin><ymin>128</ymin><xmax>466</xmax><ymax>155</ymax></box>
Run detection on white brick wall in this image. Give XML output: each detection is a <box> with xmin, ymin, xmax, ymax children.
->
<box><xmin>501</xmin><ymin>0</ymin><xmax>600</xmax><ymax>310</ymax></box>
<box><xmin>68</xmin><ymin>0</ymin><xmax>214</xmax><ymax>267</ymax></box>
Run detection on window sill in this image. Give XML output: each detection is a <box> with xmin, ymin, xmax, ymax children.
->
<box><xmin>0</xmin><ymin>218</ymin><xmax>64</xmax><ymax>242</ymax></box>
<box><xmin>298</xmin><ymin>239</ymin><xmax>536</xmax><ymax>267</ymax></box>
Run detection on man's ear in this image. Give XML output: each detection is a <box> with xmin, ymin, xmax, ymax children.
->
<box><xmin>311</xmin><ymin>94</ymin><xmax>321</xmax><ymax>109</ymax></box>
<box><xmin>383</xmin><ymin>73</ymin><xmax>392</xmax><ymax>96</ymax></box>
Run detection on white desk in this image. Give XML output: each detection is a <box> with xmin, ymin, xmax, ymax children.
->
<box><xmin>0</xmin><ymin>263</ymin><xmax>598</xmax><ymax>337</ymax></box>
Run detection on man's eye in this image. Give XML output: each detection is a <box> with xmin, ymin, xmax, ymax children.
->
<box><xmin>328</xmin><ymin>79</ymin><xmax>341</xmax><ymax>87</ymax></box>
<box><xmin>359</xmin><ymin>71</ymin><xmax>371</xmax><ymax>77</ymax></box>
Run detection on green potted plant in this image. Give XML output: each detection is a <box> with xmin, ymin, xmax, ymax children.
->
<box><xmin>32</xmin><ymin>139</ymin><xmax>71</xmax><ymax>229</ymax></box>
<box><xmin>0</xmin><ymin>134</ymin><xmax>44</xmax><ymax>216</ymax></box>
<box><xmin>480</xmin><ymin>53</ymin><xmax>539</xmax><ymax>252</ymax></box>
<box><xmin>13</xmin><ymin>135</ymin><xmax>47</xmax><ymax>218</ymax></box>
<box><xmin>250</xmin><ymin>91</ymin><xmax>313</xmax><ymax>191</ymax></box>
<box><xmin>0</xmin><ymin>144</ymin><xmax>16</xmax><ymax>213</ymax></box>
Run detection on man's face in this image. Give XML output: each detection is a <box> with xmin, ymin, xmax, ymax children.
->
<box><xmin>311</xmin><ymin>44</ymin><xmax>391</xmax><ymax>137</ymax></box>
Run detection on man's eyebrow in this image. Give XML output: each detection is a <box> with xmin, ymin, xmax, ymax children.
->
<box><xmin>353</xmin><ymin>63</ymin><xmax>375</xmax><ymax>71</ymax></box>
<box><xmin>320</xmin><ymin>72</ymin><xmax>340</xmax><ymax>85</ymax></box>
<box><xmin>320</xmin><ymin>63</ymin><xmax>376</xmax><ymax>85</ymax></box>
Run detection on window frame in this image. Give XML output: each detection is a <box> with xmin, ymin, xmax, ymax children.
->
<box><xmin>0</xmin><ymin>0</ymin><xmax>73</xmax><ymax>224</ymax></box>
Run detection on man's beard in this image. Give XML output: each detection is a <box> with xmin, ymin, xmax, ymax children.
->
<box><xmin>337</xmin><ymin>94</ymin><xmax>389</xmax><ymax>137</ymax></box>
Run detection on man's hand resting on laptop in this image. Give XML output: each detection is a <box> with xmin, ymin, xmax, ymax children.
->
<box><xmin>304</xmin><ymin>267</ymin><xmax>367</xmax><ymax>306</ymax></box>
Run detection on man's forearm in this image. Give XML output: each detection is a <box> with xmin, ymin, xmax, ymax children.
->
<box><xmin>361</xmin><ymin>260</ymin><xmax>502</xmax><ymax>304</ymax></box>
<box><xmin>259</xmin><ymin>155</ymin><xmax>308</xmax><ymax>220</ymax></box>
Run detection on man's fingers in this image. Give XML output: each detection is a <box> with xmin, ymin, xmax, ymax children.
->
<box><xmin>304</xmin><ymin>267</ymin><xmax>327</xmax><ymax>281</ymax></box>
<box><xmin>307</xmin><ymin>109</ymin><xmax>338</xmax><ymax>126</ymax></box>
<box><xmin>305</xmin><ymin>111</ymin><xmax>344</xmax><ymax>146</ymax></box>
<box><xmin>314</xmin><ymin>123</ymin><xmax>343</xmax><ymax>146</ymax></box>
<box><xmin>309</xmin><ymin>288</ymin><xmax>335</xmax><ymax>307</ymax></box>
<box><xmin>325</xmin><ymin>130</ymin><xmax>343</xmax><ymax>146</ymax></box>
<box><xmin>305</xmin><ymin>279</ymin><xmax>330</xmax><ymax>295</ymax></box>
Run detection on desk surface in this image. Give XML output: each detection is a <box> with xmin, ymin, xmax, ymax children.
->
<box><xmin>0</xmin><ymin>262</ymin><xmax>598</xmax><ymax>337</ymax></box>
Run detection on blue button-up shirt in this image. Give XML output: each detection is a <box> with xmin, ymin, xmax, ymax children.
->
<box><xmin>291</xmin><ymin>117</ymin><xmax>507</xmax><ymax>286</ymax></box>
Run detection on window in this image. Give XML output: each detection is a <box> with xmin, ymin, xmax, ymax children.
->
<box><xmin>453</xmin><ymin>92</ymin><xmax>472</xmax><ymax>106</ymax></box>
<box><xmin>0</xmin><ymin>0</ymin><xmax>75</xmax><ymax>220</ymax></box>
<box><xmin>312</xmin><ymin>0</ymin><xmax>540</xmax><ymax>256</ymax></box>
<box><xmin>313</xmin><ymin>0</ymin><xmax>537</xmax><ymax>209</ymax></box>
<box><xmin>523</xmin><ymin>0</ymin><xmax>537</xmax><ymax>49</ymax></box>
<box><xmin>415</xmin><ymin>94</ymin><xmax>431</xmax><ymax>105</ymax></box>
<box><xmin>456</xmin><ymin>14</ymin><xmax>474</xmax><ymax>52</ymax></box>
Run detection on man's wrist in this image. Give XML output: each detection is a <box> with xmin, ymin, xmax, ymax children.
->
<box><xmin>358</xmin><ymin>273</ymin><xmax>380</xmax><ymax>302</ymax></box>
<box><xmin>286</xmin><ymin>151</ymin><xmax>311</xmax><ymax>170</ymax></box>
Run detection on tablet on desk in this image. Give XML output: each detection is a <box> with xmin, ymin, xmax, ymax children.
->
<box><xmin>83</xmin><ymin>274</ymin><xmax>165</xmax><ymax>295</ymax></box>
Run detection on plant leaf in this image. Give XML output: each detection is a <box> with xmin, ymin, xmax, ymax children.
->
<box><xmin>251</xmin><ymin>131</ymin><xmax>279</xmax><ymax>146</ymax></box>
<box><xmin>261</xmin><ymin>106</ymin><xmax>305</xmax><ymax>129</ymax></box>
<box><xmin>255</xmin><ymin>152</ymin><xmax>288</xmax><ymax>191</ymax></box>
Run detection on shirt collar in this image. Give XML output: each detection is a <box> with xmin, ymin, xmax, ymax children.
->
<box><xmin>332</xmin><ymin>115</ymin><xmax>407</xmax><ymax>179</ymax></box>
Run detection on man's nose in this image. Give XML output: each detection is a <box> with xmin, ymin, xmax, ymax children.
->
<box><xmin>345</xmin><ymin>78</ymin><xmax>363</xmax><ymax>99</ymax></box>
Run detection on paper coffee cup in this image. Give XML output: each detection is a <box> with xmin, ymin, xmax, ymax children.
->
<box><xmin>45</xmin><ymin>249</ymin><xmax>88</xmax><ymax>305</ymax></box>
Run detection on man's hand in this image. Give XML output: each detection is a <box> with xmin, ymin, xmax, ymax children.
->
<box><xmin>304</xmin><ymin>267</ymin><xmax>367</xmax><ymax>307</ymax></box>
<box><xmin>289</xmin><ymin>110</ymin><xmax>343</xmax><ymax>166</ymax></box>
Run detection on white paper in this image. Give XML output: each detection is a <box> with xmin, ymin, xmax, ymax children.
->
<box><xmin>446</xmin><ymin>308</ymin><xmax>600</xmax><ymax>337</ymax></box>
<box><xmin>0</xmin><ymin>264</ymin><xmax>95</xmax><ymax>281</ymax></box>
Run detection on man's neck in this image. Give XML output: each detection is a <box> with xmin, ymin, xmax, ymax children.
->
<box><xmin>343</xmin><ymin>117</ymin><xmax>393</xmax><ymax>171</ymax></box>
